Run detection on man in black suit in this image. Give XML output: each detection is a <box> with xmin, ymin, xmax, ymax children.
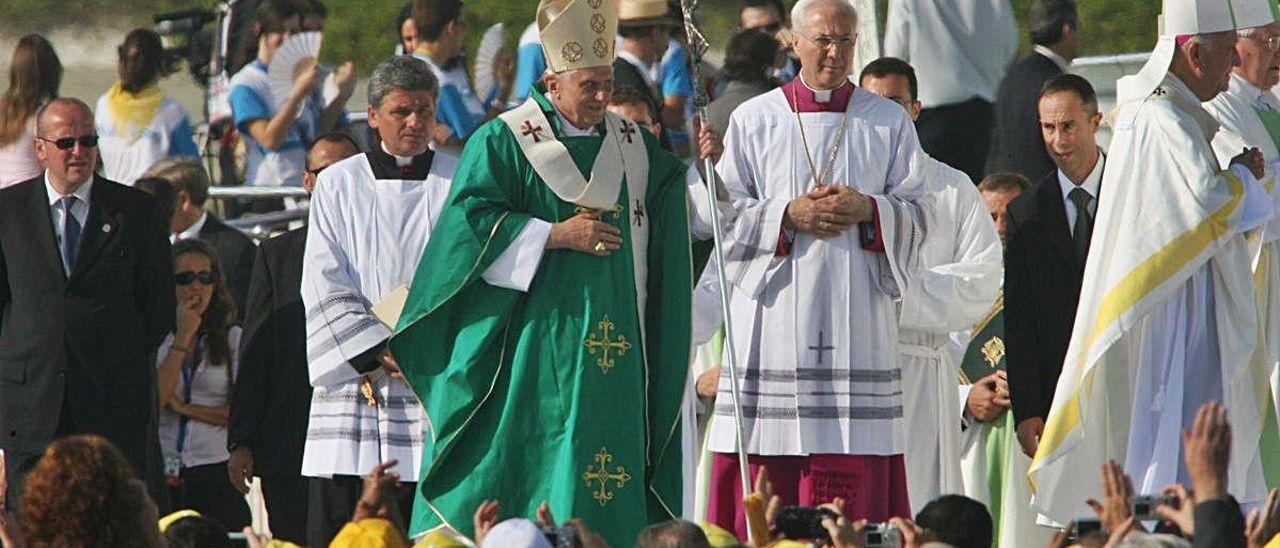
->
<box><xmin>1005</xmin><ymin>74</ymin><xmax>1103</xmax><ymax>459</ymax></box>
<box><xmin>987</xmin><ymin>0</ymin><xmax>1080</xmax><ymax>181</ymax></box>
<box><xmin>0</xmin><ymin>98</ymin><xmax>173</xmax><ymax>505</ymax></box>
<box><xmin>226</xmin><ymin>132</ymin><xmax>358</xmax><ymax>543</ymax></box>
<box><xmin>143</xmin><ymin>158</ymin><xmax>255</xmax><ymax>318</ymax></box>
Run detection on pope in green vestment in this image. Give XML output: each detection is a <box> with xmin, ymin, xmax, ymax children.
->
<box><xmin>388</xmin><ymin>83</ymin><xmax>693</xmax><ymax>546</ymax></box>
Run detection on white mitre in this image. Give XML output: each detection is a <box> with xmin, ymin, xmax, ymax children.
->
<box><xmin>1116</xmin><ymin>0</ymin><xmax>1249</xmax><ymax>104</ymax></box>
<box><xmin>537</xmin><ymin>0</ymin><xmax>619</xmax><ymax>74</ymax></box>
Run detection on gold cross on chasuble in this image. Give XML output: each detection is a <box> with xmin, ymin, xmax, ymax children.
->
<box><xmin>582</xmin><ymin>447</ymin><xmax>632</xmax><ymax>506</ymax></box>
<box><xmin>583</xmin><ymin>315</ymin><xmax>632</xmax><ymax>373</ymax></box>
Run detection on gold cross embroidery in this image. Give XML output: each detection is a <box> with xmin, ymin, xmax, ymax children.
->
<box><xmin>981</xmin><ymin>336</ymin><xmax>1005</xmax><ymax>369</ymax></box>
<box><xmin>581</xmin><ymin>447</ymin><xmax>631</xmax><ymax>506</ymax></box>
<box><xmin>583</xmin><ymin>315</ymin><xmax>631</xmax><ymax>373</ymax></box>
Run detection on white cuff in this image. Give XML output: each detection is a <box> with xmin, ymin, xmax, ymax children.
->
<box><xmin>480</xmin><ymin>218</ymin><xmax>552</xmax><ymax>292</ymax></box>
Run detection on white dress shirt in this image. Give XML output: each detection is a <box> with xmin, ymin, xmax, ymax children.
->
<box><xmin>172</xmin><ymin>210</ymin><xmax>208</xmax><ymax>243</ymax></box>
<box><xmin>884</xmin><ymin>0</ymin><xmax>1018</xmax><ymax>107</ymax></box>
<box><xmin>45</xmin><ymin>173</ymin><xmax>93</xmax><ymax>271</ymax></box>
<box><xmin>1056</xmin><ymin>151</ymin><xmax>1104</xmax><ymax>232</ymax></box>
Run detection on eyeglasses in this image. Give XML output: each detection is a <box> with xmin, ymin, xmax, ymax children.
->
<box><xmin>37</xmin><ymin>135</ymin><xmax>99</xmax><ymax>150</ymax></box>
<box><xmin>797</xmin><ymin>32</ymin><xmax>858</xmax><ymax>51</ymax></box>
<box><xmin>175</xmin><ymin>271</ymin><xmax>215</xmax><ymax>286</ymax></box>
<box><xmin>748</xmin><ymin>22</ymin><xmax>783</xmax><ymax>34</ymax></box>
<box><xmin>307</xmin><ymin>165</ymin><xmax>328</xmax><ymax>176</ymax></box>
<box><xmin>1246</xmin><ymin>34</ymin><xmax>1280</xmax><ymax>51</ymax></box>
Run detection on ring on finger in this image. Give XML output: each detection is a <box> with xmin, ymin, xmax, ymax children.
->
<box><xmin>594</xmin><ymin>241</ymin><xmax>607</xmax><ymax>254</ymax></box>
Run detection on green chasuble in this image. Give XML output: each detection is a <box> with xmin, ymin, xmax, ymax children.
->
<box><xmin>960</xmin><ymin>295</ymin><xmax>1019</xmax><ymax>548</ymax></box>
<box><xmin>388</xmin><ymin>85</ymin><xmax>693</xmax><ymax>547</ymax></box>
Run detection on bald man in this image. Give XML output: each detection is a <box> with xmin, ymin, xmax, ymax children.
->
<box><xmin>0</xmin><ymin>98</ymin><xmax>174</xmax><ymax>505</ymax></box>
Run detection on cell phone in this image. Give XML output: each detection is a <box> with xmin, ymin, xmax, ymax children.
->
<box><xmin>1133</xmin><ymin>494</ymin><xmax>1175</xmax><ymax>521</ymax></box>
<box><xmin>1075</xmin><ymin>517</ymin><xmax>1103</xmax><ymax>539</ymax></box>
<box><xmin>865</xmin><ymin>522</ymin><xmax>903</xmax><ymax>548</ymax></box>
<box><xmin>774</xmin><ymin>505</ymin><xmax>839</xmax><ymax>540</ymax></box>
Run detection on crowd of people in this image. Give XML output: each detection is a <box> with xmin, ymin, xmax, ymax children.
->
<box><xmin>2</xmin><ymin>0</ymin><xmax>1280</xmax><ymax>546</ymax></box>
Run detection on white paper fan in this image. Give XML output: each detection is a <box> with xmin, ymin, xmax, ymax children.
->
<box><xmin>473</xmin><ymin>23</ymin><xmax>505</xmax><ymax>103</ymax></box>
<box><xmin>268</xmin><ymin>31</ymin><xmax>324</xmax><ymax>110</ymax></box>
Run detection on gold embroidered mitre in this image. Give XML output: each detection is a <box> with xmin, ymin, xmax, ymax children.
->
<box><xmin>537</xmin><ymin>0</ymin><xmax>618</xmax><ymax>74</ymax></box>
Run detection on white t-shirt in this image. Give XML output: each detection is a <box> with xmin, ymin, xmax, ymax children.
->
<box><xmin>157</xmin><ymin>326</ymin><xmax>242</xmax><ymax>468</ymax></box>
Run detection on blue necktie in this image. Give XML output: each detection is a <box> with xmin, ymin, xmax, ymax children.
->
<box><xmin>60</xmin><ymin>196</ymin><xmax>81</xmax><ymax>275</ymax></box>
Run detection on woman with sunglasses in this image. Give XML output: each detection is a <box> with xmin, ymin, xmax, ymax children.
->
<box><xmin>94</xmin><ymin>28</ymin><xmax>200</xmax><ymax>186</ymax></box>
<box><xmin>0</xmin><ymin>34</ymin><xmax>61</xmax><ymax>188</ymax></box>
<box><xmin>156</xmin><ymin>239</ymin><xmax>250</xmax><ymax>532</ymax></box>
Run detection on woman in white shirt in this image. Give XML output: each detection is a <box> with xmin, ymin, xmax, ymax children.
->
<box><xmin>0</xmin><ymin>34</ymin><xmax>61</xmax><ymax>188</ymax></box>
<box><xmin>156</xmin><ymin>239</ymin><xmax>249</xmax><ymax>531</ymax></box>
<box><xmin>95</xmin><ymin>28</ymin><xmax>200</xmax><ymax>186</ymax></box>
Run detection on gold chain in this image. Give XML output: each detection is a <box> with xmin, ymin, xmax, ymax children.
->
<box><xmin>790</xmin><ymin>83</ymin><xmax>852</xmax><ymax>189</ymax></box>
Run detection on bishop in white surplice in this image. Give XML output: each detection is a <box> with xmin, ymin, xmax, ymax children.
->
<box><xmin>1029</xmin><ymin>0</ymin><xmax>1275</xmax><ymax>522</ymax></box>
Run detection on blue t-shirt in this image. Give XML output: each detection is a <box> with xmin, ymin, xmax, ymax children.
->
<box><xmin>413</xmin><ymin>53</ymin><xmax>488</xmax><ymax>142</ymax></box>
<box><xmin>229</xmin><ymin>59</ymin><xmax>310</xmax><ymax>187</ymax></box>
<box><xmin>513</xmin><ymin>22</ymin><xmax>548</xmax><ymax>107</ymax></box>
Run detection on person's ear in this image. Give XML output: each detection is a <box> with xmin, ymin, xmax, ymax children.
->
<box><xmin>909</xmin><ymin>100</ymin><xmax>922</xmax><ymax>120</ymax></box>
<box><xmin>1061</xmin><ymin>22</ymin><xmax>1073</xmax><ymax>41</ymax></box>
<box><xmin>366</xmin><ymin>104</ymin><xmax>379</xmax><ymax>131</ymax></box>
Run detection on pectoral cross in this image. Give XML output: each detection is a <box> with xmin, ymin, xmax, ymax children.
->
<box><xmin>808</xmin><ymin>331</ymin><xmax>835</xmax><ymax>365</ymax></box>
<box><xmin>619</xmin><ymin>121</ymin><xmax>637</xmax><ymax>143</ymax></box>
<box><xmin>583</xmin><ymin>315</ymin><xmax>632</xmax><ymax>373</ymax></box>
<box><xmin>521</xmin><ymin>120</ymin><xmax>545</xmax><ymax>142</ymax></box>
<box><xmin>581</xmin><ymin>447</ymin><xmax>632</xmax><ymax>506</ymax></box>
<box><xmin>633</xmin><ymin>200</ymin><xmax>645</xmax><ymax>226</ymax></box>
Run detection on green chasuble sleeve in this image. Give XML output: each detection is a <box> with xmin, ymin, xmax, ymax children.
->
<box><xmin>389</xmin><ymin>88</ymin><xmax>692</xmax><ymax>546</ymax></box>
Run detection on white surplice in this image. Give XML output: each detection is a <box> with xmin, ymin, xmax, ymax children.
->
<box><xmin>897</xmin><ymin>154</ymin><xmax>1002</xmax><ymax>513</ymax></box>
<box><xmin>301</xmin><ymin>151</ymin><xmax>457</xmax><ymax>480</ymax></box>
<box><xmin>704</xmin><ymin>82</ymin><xmax>931</xmax><ymax>458</ymax></box>
<box><xmin>1029</xmin><ymin>73</ymin><xmax>1273</xmax><ymax>521</ymax></box>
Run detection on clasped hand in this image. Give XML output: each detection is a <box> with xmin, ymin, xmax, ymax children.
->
<box><xmin>785</xmin><ymin>184</ymin><xmax>873</xmax><ymax>237</ymax></box>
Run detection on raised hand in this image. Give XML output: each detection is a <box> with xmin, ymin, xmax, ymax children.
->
<box><xmin>1182</xmin><ymin>402</ymin><xmax>1230</xmax><ymax>501</ymax></box>
<box><xmin>1086</xmin><ymin>460</ymin><xmax>1136</xmax><ymax>536</ymax></box>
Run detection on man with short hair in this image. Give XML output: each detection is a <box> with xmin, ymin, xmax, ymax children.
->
<box><xmin>300</xmin><ymin>56</ymin><xmax>457</xmax><ymax>546</ymax></box>
<box><xmin>913</xmin><ymin>494</ymin><xmax>993</xmax><ymax>548</ymax></box>
<box><xmin>0</xmin><ymin>97</ymin><xmax>173</xmax><ymax>505</ymax></box>
<box><xmin>142</xmin><ymin>157</ymin><xmax>255</xmax><ymax>318</ymax></box>
<box><xmin>977</xmin><ymin>174</ymin><xmax>1028</xmax><ymax>246</ymax></box>
<box><xmin>411</xmin><ymin>0</ymin><xmax>487</xmax><ymax>148</ymax></box>
<box><xmin>703</xmin><ymin>0</ymin><xmax>934</xmax><ymax>536</ymax></box>
<box><xmin>635</xmin><ymin>520</ymin><xmax>713</xmax><ymax>548</ymax></box>
<box><xmin>1030</xmin><ymin>1</ymin><xmax>1274</xmax><ymax>522</ymax></box>
<box><xmin>859</xmin><ymin>56</ymin><xmax>1002</xmax><ymax>515</ymax></box>
<box><xmin>227</xmin><ymin>131</ymin><xmax>359</xmax><ymax>544</ymax></box>
<box><xmin>884</xmin><ymin>0</ymin><xmax>1018</xmax><ymax>181</ymax></box>
<box><xmin>1202</xmin><ymin>2</ymin><xmax>1280</xmax><ymax>489</ymax></box>
<box><xmin>988</xmin><ymin>0</ymin><xmax>1080</xmax><ymax>181</ymax></box>
<box><xmin>739</xmin><ymin>0</ymin><xmax>797</xmax><ymax>83</ymax></box>
<box><xmin>707</xmin><ymin>30</ymin><xmax>780</xmax><ymax>135</ymax></box>
<box><xmin>390</xmin><ymin>0</ymin><xmax>693</xmax><ymax>545</ymax></box>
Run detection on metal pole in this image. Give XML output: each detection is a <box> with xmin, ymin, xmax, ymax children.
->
<box><xmin>677</xmin><ymin>1</ymin><xmax>753</xmax><ymax>541</ymax></box>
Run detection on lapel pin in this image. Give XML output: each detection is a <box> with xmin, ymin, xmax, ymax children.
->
<box><xmin>102</xmin><ymin>223</ymin><xmax>112</xmax><ymax>234</ymax></box>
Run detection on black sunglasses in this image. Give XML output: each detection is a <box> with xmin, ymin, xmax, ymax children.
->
<box><xmin>37</xmin><ymin>135</ymin><xmax>99</xmax><ymax>150</ymax></box>
<box><xmin>175</xmin><ymin>271</ymin><xmax>215</xmax><ymax>286</ymax></box>
<box><xmin>749</xmin><ymin>22</ymin><xmax>783</xmax><ymax>34</ymax></box>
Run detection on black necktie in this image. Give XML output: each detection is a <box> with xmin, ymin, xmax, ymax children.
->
<box><xmin>1068</xmin><ymin>187</ymin><xmax>1093</xmax><ymax>260</ymax></box>
<box><xmin>60</xmin><ymin>196</ymin><xmax>82</xmax><ymax>275</ymax></box>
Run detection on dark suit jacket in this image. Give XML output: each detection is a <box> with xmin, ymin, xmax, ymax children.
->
<box><xmin>1192</xmin><ymin>498</ymin><xmax>1244</xmax><ymax>548</ymax></box>
<box><xmin>228</xmin><ymin>227</ymin><xmax>310</xmax><ymax>477</ymax></box>
<box><xmin>1005</xmin><ymin>171</ymin><xmax>1086</xmax><ymax>424</ymax></box>
<box><xmin>198</xmin><ymin>214</ymin><xmax>255</xmax><ymax>319</ymax></box>
<box><xmin>987</xmin><ymin>51</ymin><xmax>1062</xmax><ymax>181</ymax></box>
<box><xmin>0</xmin><ymin>175</ymin><xmax>173</xmax><ymax>502</ymax></box>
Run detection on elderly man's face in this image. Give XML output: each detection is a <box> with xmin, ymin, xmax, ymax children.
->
<box><xmin>1039</xmin><ymin>90</ymin><xmax>1101</xmax><ymax>179</ymax></box>
<box><xmin>1235</xmin><ymin>24</ymin><xmax>1280</xmax><ymax>90</ymax></box>
<box><xmin>860</xmin><ymin>73</ymin><xmax>921</xmax><ymax>121</ymax></box>
<box><xmin>368</xmin><ymin>89</ymin><xmax>435</xmax><ymax>157</ymax></box>
<box><xmin>607</xmin><ymin>101</ymin><xmax>661</xmax><ymax>138</ymax></box>
<box><xmin>303</xmin><ymin>139</ymin><xmax>359</xmax><ymax>193</ymax></box>
<box><xmin>35</xmin><ymin>101</ymin><xmax>99</xmax><ymax>191</ymax></box>
<box><xmin>982</xmin><ymin>188</ymin><xmax>1021</xmax><ymax>246</ymax></box>
<box><xmin>546</xmin><ymin>66</ymin><xmax>614</xmax><ymax>129</ymax></box>
<box><xmin>793</xmin><ymin>1</ymin><xmax>857</xmax><ymax>90</ymax></box>
<box><xmin>1191</xmin><ymin>30</ymin><xmax>1241</xmax><ymax>100</ymax></box>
